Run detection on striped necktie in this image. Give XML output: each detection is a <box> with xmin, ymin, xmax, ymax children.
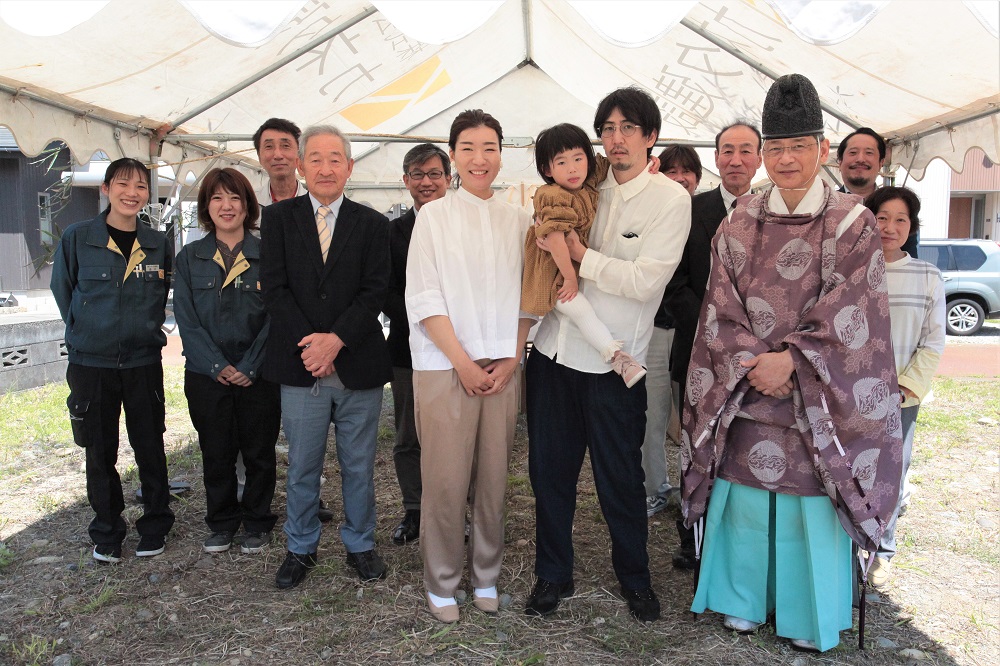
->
<box><xmin>316</xmin><ymin>205</ymin><xmax>331</xmax><ymax>261</ymax></box>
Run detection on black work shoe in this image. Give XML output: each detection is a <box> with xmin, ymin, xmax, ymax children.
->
<box><xmin>524</xmin><ymin>578</ymin><xmax>575</xmax><ymax>616</ymax></box>
<box><xmin>673</xmin><ymin>519</ymin><xmax>697</xmax><ymax>570</ymax></box>
<box><xmin>346</xmin><ymin>549</ymin><xmax>387</xmax><ymax>581</ymax></box>
<box><xmin>135</xmin><ymin>535</ymin><xmax>165</xmax><ymax>557</ymax></box>
<box><xmin>392</xmin><ymin>510</ymin><xmax>420</xmax><ymax>545</ymax></box>
<box><xmin>203</xmin><ymin>531</ymin><xmax>236</xmax><ymax>553</ymax></box>
<box><xmin>275</xmin><ymin>551</ymin><xmax>317</xmax><ymax>589</ymax></box>
<box><xmin>93</xmin><ymin>543</ymin><xmax>122</xmax><ymax>564</ymax></box>
<box><xmin>622</xmin><ymin>586</ymin><xmax>660</xmax><ymax>622</ymax></box>
<box><xmin>240</xmin><ymin>531</ymin><xmax>271</xmax><ymax>555</ymax></box>
<box><xmin>318</xmin><ymin>500</ymin><xmax>334</xmax><ymax>523</ymax></box>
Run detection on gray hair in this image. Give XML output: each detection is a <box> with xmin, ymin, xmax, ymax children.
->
<box><xmin>403</xmin><ymin>143</ymin><xmax>450</xmax><ymax>177</ymax></box>
<box><xmin>298</xmin><ymin>124</ymin><xmax>352</xmax><ymax>161</ymax></box>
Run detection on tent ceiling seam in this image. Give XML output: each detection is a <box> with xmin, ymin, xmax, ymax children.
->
<box><xmin>166</xmin><ymin>5</ymin><xmax>378</xmax><ymax>131</ymax></box>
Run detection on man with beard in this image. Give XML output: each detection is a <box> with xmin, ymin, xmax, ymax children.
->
<box><xmin>837</xmin><ymin>127</ymin><xmax>916</xmax><ymax>255</ymax></box>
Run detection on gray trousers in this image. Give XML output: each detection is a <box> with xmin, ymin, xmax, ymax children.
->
<box><xmin>877</xmin><ymin>405</ymin><xmax>919</xmax><ymax>560</ymax></box>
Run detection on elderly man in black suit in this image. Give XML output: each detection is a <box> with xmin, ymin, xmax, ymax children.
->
<box><xmin>261</xmin><ymin>124</ymin><xmax>392</xmax><ymax>589</ymax></box>
<box><xmin>662</xmin><ymin>120</ymin><xmax>762</xmax><ymax>569</ymax></box>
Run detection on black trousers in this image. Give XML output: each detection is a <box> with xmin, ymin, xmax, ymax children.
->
<box><xmin>184</xmin><ymin>370</ymin><xmax>280</xmax><ymax>533</ymax></box>
<box><xmin>66</xmin><ymin>362</ymin><xmax>175</xmax><ymax>545</ymax></box>
<box><xmin>526</xmin><ymin>350</ymin><xmax>652</xmax><ymax>591</ymax></box>
<box><xmin>391</xmin><ymin>367</ymin><xmax>422</xmax><ymax>511</ymax></box>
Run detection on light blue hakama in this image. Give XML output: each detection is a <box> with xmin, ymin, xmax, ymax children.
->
<box><xmin>691</xmin><ymin>479</ymin><xmax>854</xmax><ymax>652</ymax></box>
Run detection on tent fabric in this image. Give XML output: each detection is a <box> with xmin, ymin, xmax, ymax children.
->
<box><xmin>1</xmin><ymin>0</ymin><xmax>997</xmax><ymax>199</ymax></box>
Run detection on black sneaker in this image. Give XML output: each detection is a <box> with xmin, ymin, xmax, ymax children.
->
<box><xmin>240</xmin><ymin>531</ymin><xmax>271</xmax><ymax>554</ymax></box>
<box><xmin>345</xmin><ymin>549</ymin><xmax>387</xmax><ymax>581</ymax></box>
<box><xmin>524</xmin><ymin>578</ymin><xmax>575</xmax><ymax>617</ymax></box>
<box><xmin>621</xmin><ymin>586</ymin><xmax>660</xmax><ymax>622</ymax></box>
<box><xmin>93</xmin><ymin>543</ymin><xmax>122</xmax><ymax>564</ymax></box>
<box><xmin>203</xmin><ymin>531</ymin><xmax>235</xmax><ymax>553</ymax></box>
<box><xmin>135</xmin><ymin>535</ymin><xmax>165</xmax><ymax>557</ymax></box>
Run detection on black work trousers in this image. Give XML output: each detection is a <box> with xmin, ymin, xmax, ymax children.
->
<box><xmin>184</xmin><ymin>370</ymin><xmax>280</xmax><ymax>534</ymax></box>
<box><xmin>66</xmin><ymin>362</ymin><xmax>175</xmax><ymax>546</ymax></box>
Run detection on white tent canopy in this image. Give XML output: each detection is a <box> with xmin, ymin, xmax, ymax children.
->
<box><xmin>1</xmin><ymin>0</ymin><xmax>998</xmax><ymax>211</ymax></box>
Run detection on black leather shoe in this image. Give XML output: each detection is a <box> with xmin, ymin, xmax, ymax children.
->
<box><xmin>392</xmin><ymin>510</ymin><xmax>420</xmax><ymax>545</ymax></box>
<box><xmin>524</xmin><ymin>578</ymin><xmax>574</xmax><ymax>617</ymax></box>
<box><xmin>621</xmin><ymin>586</ymin><xmax>660</xmax><ymax>622</ymax></box>
<box><xmin>673</xmin><ymin>519</ymin><xmax>697</xmax><ymax>570</ymax></box>
<box><xmin>318</xmin><ymin>500</ymin><xmax>334</xmax><ymax>523</ymax></box>
<box><xmin>346</xmin><ymin>549</ymin><xmax>387</xmax><ymax>581</ymax></box>
<box><xmin>275</xmin><ymin>551</ymin><xmax>317</xmax><ymax>589</ymax></box>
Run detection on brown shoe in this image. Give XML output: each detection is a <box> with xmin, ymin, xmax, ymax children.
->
<box><xmin>426</xmin><ymin>593</ymin><xmax>459</xmax><ymax>623</ymax></box>
<box><xmin>869</xmin><ymin>556</ymin><xmax>891</xmax><ymax>587</ymax></box>
<box><xmin>472</xmin><ymin>593</ymin><xmax>499</xmax><ymax>614</ymax></box>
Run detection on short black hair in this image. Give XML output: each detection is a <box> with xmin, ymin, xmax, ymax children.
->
<box><xmin>657</xmin><ymin>145</ymin><xmax>702</xmax><ymax>183</ymax></box>
<box><xmin>403</xmin><ymin>143</ymin><xmax>451</xmax><ymax>177</ymax></box>
<box><xmin>103</xmin><ymin>157</ymin><xmax>150</xmax><ymax>189</ymax></box>
<box><xmin>252</xmin><ymin>118</ymin><xmax>302</xmax><ymax>154</ymax></box>
<box><xmin>534</xmin><ymin>124</ymin><xmax>596</xmax><ymax>185</ymax></box>
<box><xmin>837</xmin><ymin>127</ymin><xmax>886</xmax><ymax>162</ymax></box>
<box><xmin>102</xmin><ymin>158</ymin><xmax>152</xmax><ymax>217</ymax></box>
<box><xmin>448</xmin><ymin>109</ymin><xmax>503</xmax><ymax>152</ymax></box>
<box><xmin>593</xmin><ymin>86</ymin><xmax>661</xmax><ymax>157</ymax></box>
<box><xmin>715</xmin><ymin>121</ymin><xmax>762</xmax><ymax>152</ymax></box>
<box><xmin>865</xmin><ymin>186</ymin><xmax>921</xmax><ymax>236</ymax></box>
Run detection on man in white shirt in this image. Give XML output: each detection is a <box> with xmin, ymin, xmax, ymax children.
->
<box><xmin>524</xmin><ymin>87</ymin><xmax>691</xmax><ymax>622</ymax></box>
<box><xmin>253</xmin><ymin>118</ymin><xmax>306</xmax><ymax>206</ymax></box>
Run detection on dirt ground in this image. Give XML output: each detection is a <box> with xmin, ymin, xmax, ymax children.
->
<box><xmin>0</xmin><ymin>372</ymin><xmax>997</xmax><ymax>666</ymax></box>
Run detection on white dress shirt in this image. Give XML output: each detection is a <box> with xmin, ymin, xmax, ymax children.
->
<box><xmin>532</xmin><ymin>168</ymin><xmax>691</xmax><ymax>372</ymax></box>
<box><xmin>309</xmin><ymin>192</ymin><xmax>343</xmax><ymax>239</ymax></box>
<box><xmin>255</xmin><ymin>178</ymin><xmax>306</xmax><ymax>206</ymax></box>
<box><xmin>406</xmin><ymin>187</ymin><xmax>533</xmax><ymax>371</ymax></box>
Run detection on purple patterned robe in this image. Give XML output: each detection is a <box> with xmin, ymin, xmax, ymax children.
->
<box><xmin>681</xmin><ymin>182</ymin><xmax>903</xmax><ymax>552</ymax></box>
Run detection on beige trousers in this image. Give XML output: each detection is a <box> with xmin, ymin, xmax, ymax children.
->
<box><xmin>414</xmin><ymin>366</ymin><xmax>520</xmax><ymax>597</ymax></box>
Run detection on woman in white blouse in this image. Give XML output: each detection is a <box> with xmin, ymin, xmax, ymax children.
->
<box><xmin>405</xmin><ymin>109</ymin><xmax>534</xmax><ymax>623</ymax></box>
<box><xmin>865</xmin><ymin>186</ymin><xmax>946</xmax><ymax>587</ymax></box>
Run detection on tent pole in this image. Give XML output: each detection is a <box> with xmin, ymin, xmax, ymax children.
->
<box><xmin>167</xmin><ymin>6</ymin><xmax>378</xmax><ymax>131</ymax></box>
<box><xmin>678</xmin><ymin>17</ymin><xmax>860</xmax><ymax>131</ymax></box>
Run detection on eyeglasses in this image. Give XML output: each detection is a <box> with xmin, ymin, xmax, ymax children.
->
<box><xmin>762</xmin><ymin>141</ymin><xmax>819</xmax><ymax>158</ymax></box>
<box><xmin>600</xmin><ymin>123</ymin><xmax>641</xmax><ymax>138</ymax></box>
<box><xmin>406</xmin><ymin>169</ymin><xmax>445</xmax><ymax>181</ymax></box>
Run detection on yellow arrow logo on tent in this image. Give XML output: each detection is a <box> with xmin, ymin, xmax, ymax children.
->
<box><xmin>341</xmin><ymin>56</ymin><xmax>451</xmax><ymax>131</ymax></box>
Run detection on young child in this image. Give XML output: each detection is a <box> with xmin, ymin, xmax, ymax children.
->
<box><xmin>521</xmin><ymin>123</ymin><xmax>645</xmax><ymax>387</ymax></box>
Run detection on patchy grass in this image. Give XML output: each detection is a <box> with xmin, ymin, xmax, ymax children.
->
<box><xmin>0</xmin><ymin>371</ymin><xmax>996</xmax><ymax>665</ymax></box>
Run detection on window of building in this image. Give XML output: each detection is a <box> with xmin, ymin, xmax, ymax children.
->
<box><xmin>38</xmin><ymin>192</ymin><xmax>52</xmax><ymax>236</ymax></box>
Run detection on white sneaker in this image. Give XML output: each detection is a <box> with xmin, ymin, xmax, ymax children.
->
<box><xmin>723</xmin><ymin>615</ymin><xmax>762</xmax><ymax>633</ymax></box>
<box><xmin>791</xmin><ymin>638</ymin><xmax>819</xmax><ymax>652</ymax></box>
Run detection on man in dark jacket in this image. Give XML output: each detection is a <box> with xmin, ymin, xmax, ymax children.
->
<box><xmin>384</xmin><ymin>143</ymin><xmax>451</xmax><ymax>545</ymax></box>
<box><xmin>662</xmin><ymin>121</ymin><xmax>762</xmax><ymax>569</ymax></box>
<box><xmin>261</xmin><ymin>125</ymin><xmax>392</xmax><ymax>589</ymax></box>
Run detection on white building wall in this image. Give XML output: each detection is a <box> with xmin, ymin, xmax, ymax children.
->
<box><xmin>897</xmin><ymin>158</ymin><xmax>952</xmax><ymax>239</ymax></box>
